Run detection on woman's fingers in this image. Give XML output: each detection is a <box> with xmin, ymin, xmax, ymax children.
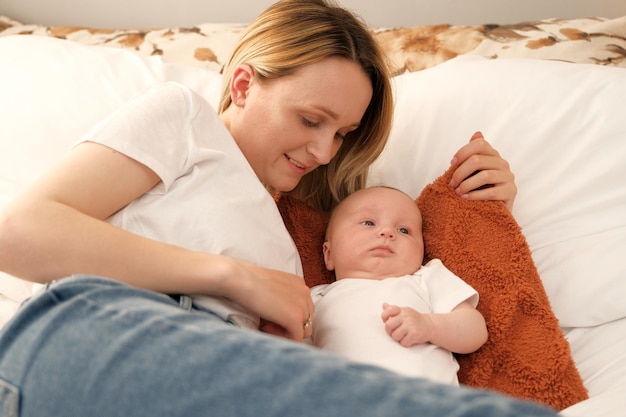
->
<box><xmin>221</xmin><ymin>261</ymin><xmax>314</xmax><ymax>342</ymax></box>
<box><xmin>449</xmin><ymin>132</ymin><xmax>517</xmax><ymax>210</ymax></box>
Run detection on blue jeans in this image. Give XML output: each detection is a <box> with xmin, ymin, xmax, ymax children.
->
<box><xmin>0</xmin><ymin>276</ymin><xmax>557</xmax><ymax>417</ymax></box>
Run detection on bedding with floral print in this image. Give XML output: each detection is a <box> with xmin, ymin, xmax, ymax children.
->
<box><xmin>1</xmin><ymin>15</ymin><xmax>624</xmax><ymax>75</ymax></box>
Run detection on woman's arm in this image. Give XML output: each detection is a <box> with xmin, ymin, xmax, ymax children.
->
<box><xmin>0</xmin><ymin>141</ymin><xmax>314</xmax><ymax>341</ymax></box>
<box><xmin>0</xmin><ymin>141</ymin><xmax>185</xmax><ymax>288</ymax></box>
<box><xmin>448</xmin><ymin>131</ymin><xmax>517</xmax><ymax>211</ymax></box>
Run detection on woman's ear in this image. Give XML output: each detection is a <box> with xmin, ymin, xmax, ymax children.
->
<box><xmin>230</xmin><ymin>64</ymin><xmax>254</xmax><ymax>107</ymax></box>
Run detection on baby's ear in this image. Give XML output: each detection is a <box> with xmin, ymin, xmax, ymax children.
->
<box><xmin>322</xmin><ymin>241</ymin><xmax>334</xmax><ymax>271</ymax></box>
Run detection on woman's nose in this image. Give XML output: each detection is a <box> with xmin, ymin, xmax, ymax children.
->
<box><xmin>306</xmin><ymin>134</ymin><xmax>340</xmax><ymax>165</ymax></box>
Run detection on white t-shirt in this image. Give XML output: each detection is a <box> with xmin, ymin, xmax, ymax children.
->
<box><xmin>310</xmin><ymin>259</ymin><xmax>478</xmax><ymax>384</ymax></box>
<box><xmin>82</xmin><ymin>82</ymin><xmax>302</xmax><ymax>328</ymax></box>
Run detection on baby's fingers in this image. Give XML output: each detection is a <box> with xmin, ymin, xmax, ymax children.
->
<box><xmin>381</xmin><ymin>303</ymin><xmax>400</xmax><ymax>321</ymax></box>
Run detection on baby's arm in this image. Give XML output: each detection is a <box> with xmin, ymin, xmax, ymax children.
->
<box><xmin>381</xmin><ymin>301</ymin><xmax>487</xmax><ymax>353</ymax></box>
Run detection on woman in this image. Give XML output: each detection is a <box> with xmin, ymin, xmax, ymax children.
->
<box><xmin>0</xmin><ymin>1</ymin><xmax>545</xmax><ymax>416</ymax></box>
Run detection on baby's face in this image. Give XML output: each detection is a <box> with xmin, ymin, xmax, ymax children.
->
<box><xmin>323</xmin><ymin>187</ymin><xmax>424</xmax><ymax>280</ymax></box>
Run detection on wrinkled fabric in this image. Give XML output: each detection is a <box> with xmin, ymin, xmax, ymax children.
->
<box><xmin>0</xmin><ymin>276</ymin><xmax>557</xmax><ymax>417</ymax></box>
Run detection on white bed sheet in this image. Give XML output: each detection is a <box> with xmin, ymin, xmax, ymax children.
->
<box><xmin>560</xmin><ymin>317</ymin><xmax>626</xmax><ymax>417</ymax></box>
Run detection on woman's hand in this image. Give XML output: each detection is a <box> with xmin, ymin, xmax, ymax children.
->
<box><xmin>448</xmin><ymin>132</ymin><xmax>517</xmax><ymax>211</ymax></box>
<box><xmin>221</xmin><ymin>260</ymin><xmax>315</xmax><ymax>343</ymax></box>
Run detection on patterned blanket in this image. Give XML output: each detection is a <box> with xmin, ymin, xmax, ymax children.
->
<box><xmin>1</xmin><ymin>15</ymin><xmax>624</xmax><ymax>75</ymax></box>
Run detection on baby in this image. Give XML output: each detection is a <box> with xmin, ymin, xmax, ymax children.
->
<box><xmin>310</xmin><ymin>186</ymin><xmax>487</xmax><ymax>385</ymax></box>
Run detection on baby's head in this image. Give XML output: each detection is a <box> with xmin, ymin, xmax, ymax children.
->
<box><xmin>323</xmin><ymin>186</ymin><xmax>424</xmax><ymax>281</ymax></box>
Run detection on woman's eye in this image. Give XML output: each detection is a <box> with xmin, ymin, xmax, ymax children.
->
<box><xmin>301</xmin><ymin>116</ymin><xmax>319</xmax><ymax>128</ymax></box>
<box><xmin>398</xmin><ymin>227</ymin><xmax>409</xmax><ymax>235</ymax></box>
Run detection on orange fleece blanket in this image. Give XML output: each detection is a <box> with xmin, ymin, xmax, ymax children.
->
<box><xmin>276</xmin><ymin>167</ymin><xmax>588</xmax><ymax>411</ymax></box>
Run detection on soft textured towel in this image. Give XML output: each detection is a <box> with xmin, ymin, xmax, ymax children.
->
<box><xmin>416</xmin><ymin>167</ymin><xmax>587</xmax><ymax>409</ymax></box>
<box><xmin>276</xmin><ymin>166</ymin><xmax>588</xmax><ymax>410</ymax></box>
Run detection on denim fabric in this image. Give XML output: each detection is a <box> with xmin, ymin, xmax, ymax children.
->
<box><xmin>0</xmin><ymin>276</ymin><xmax>557</xmax><ymax>417</ymax></box>
<box><xmin>0</xmin><ymin>378</ymin><xmax>19</xmax><ymax>417</ymax></box>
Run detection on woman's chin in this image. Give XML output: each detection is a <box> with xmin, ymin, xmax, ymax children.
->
<box><xmin>276</xmin><ymin>184</ymin><xmax>298</xmax><ymax>193</ymax></box>
<box><xmin>271</xmin><ymin>178</ymin><xmax>300</xmax><ymax>193</ymax></box>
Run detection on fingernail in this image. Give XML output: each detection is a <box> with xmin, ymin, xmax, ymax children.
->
<box><xmin>471</xmin><ymin>131</ymin><xmax>484</xmax><ymax>140</ymax></box>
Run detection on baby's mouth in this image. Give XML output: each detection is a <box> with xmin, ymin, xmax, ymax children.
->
<box><xmin>372</xmin><ymin>245</ymin><xmax>393</xmax><ymax>254</ymax></box>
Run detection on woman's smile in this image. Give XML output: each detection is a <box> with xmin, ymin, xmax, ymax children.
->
<box><xmin>285</xmin><ymin>153</ymin><xmax>307</xmax><ymax>174</ymax></box>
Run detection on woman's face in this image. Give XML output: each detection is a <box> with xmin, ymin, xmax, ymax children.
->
<box><xmin>222</xmin><ymin>57</ymin><xmax>373</xmax><ymax>192</ymax></box>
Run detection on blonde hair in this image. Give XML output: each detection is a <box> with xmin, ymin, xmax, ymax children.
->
<box><xmin>218</xmin><ymin>0</ymin><xmax>393</xmax><ymax>212</ymax></box>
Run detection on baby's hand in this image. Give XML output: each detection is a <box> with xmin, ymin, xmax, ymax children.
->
<box><xmin>381</xmin><ymin>302</ymin><xmax>434</xmax><ymax>347</ymax></box>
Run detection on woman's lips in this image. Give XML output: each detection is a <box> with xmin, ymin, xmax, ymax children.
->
<box><xmin>285</xmin><ymin>154</ymin><xmax>307</xmax><ymax>174</ymax></box>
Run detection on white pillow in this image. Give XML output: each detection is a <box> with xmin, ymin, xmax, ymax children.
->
<box><xmin>0</xmin><ymin>35</ymin><xmax>222</xmax><ymax>305</ymax></box>
<box><xmin>368</xmin><ymin>55</ymin><xmax>626</xmax><ymax>327</ymax></box>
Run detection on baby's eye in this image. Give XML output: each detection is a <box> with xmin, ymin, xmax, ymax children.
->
<box><xmin>362</xmin><ymin>220</ymin><xmax>375</xmax><ymax>227</ymax></box>
<box><xmin>398</xmin><ymin>227</ymin><xmax>409</xmax><ymax>235</ymax></box>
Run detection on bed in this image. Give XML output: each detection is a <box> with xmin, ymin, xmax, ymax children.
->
<box><xmin>1</xmin><ymin>3</ymin><xmax>625</xmax><ymax>416</ymax></box>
